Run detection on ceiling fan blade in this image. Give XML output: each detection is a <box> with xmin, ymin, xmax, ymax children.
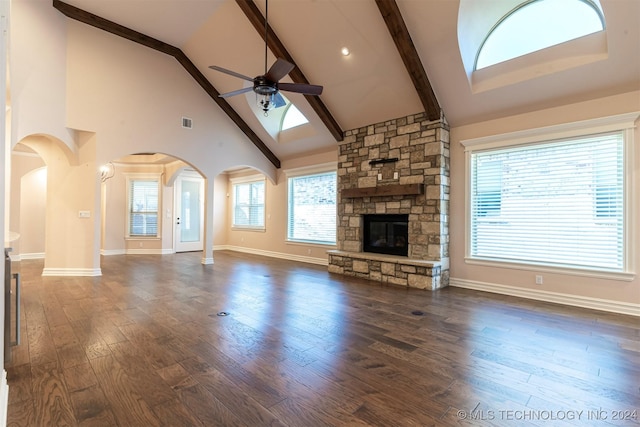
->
<box><xmin>273</xmin><ymin>92</ymin><xmax>286</xmax><ymax>108</ymax></box>
<box><xmin>209</xmin><ymin>65</ymin><xmax>254</xmax><ymax>82</ymax></box>
<box><xmin>278</xmin><ymin>82</ymin><xmax>323</xmax><ymax>96</ymax></box>
<box><xmin>219</xmin><ymin>86</ymin><xmax>254</xmax><ymax>98</ymax></box>
<box><xmin>265</xmin><ymin>58</ymin><xmax>295</xmax><ymax>82</ymax></box>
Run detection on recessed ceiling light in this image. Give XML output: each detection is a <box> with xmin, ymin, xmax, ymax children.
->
<box><xmin>341</xmin><ymin>47</ymin><xmax>350</xmax><ymax>56</ymax></box>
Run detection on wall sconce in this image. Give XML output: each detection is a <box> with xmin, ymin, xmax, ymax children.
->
<box><xmin>100</xmin><ymin>162</ymin><xmax>114</xmax><ymax>182</ymax></box>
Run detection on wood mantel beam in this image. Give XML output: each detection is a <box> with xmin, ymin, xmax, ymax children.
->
<box><xmin>52</xmin><ymin>0</ymin><xmax>281</xmax><ymax>169</ymax></box>
<box><xmin>341</xmin><ymin>184</ymin><xmax>424</xmax><ymax>198</ymax></box>
<box><xmin>375</xmin><ymin>0</ymin><xmax>441</xmax><ymax>121</ymax></box>
<box><xmin>236</xmin><ymin>0</ymin><xmax>344</xmax><ymax>142</ymax></box>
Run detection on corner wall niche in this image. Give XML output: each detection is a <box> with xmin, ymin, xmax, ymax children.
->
<box><xmin>328</xmin><ymin>112</ymin><xmax>450</xmax><ymax>290</ymax></box>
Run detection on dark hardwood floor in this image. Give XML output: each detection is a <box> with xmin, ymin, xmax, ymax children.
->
<box><xmin>5</xmin><ymin>251</ymin><xmax>639</xmax><ymax>426</ymax></box>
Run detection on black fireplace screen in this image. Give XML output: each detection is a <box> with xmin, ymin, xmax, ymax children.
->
<box><xmin>363</xmin><ymin>214</ymin><xmax>409</xmax><ymax>256</ymax></box>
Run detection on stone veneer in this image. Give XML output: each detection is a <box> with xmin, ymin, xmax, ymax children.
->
<box><xmin>328</xmin><ymin>112</ymin><xmax>450</xmax><ymax>290</ymax></box>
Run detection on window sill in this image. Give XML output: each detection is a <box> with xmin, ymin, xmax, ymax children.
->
<box><xmin>465</xmin><ymin>257</ymin><xmax>635</xmax><ymax>282</ymax></box>
<box><xmin>286</xmin><ymin>239</ymin><xmax>336</xmax><ymax>247</ymax></box>
<box><xmin>125</xmin><ymin>236</ymin><xmax>160</xmax><ymax>240</ymax></box>
<box><xmin>231</xmin><ymin>226</ymin><xmax>266</xmax><ymax>232</ymax></box>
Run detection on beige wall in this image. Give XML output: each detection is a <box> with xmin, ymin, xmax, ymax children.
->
<box><xmin>99</xmin><ymin>162</ymin><xmax>225</xmax><ymax>255</ymax></box>
<box><xmin>10</xmin><ymin>152</ymin><xmax>45</xmax><ymax>258</ymax></box>
<box><xmin>224</xmin><ymin>149</ymin><xmax>338</xmax><ymax>264</ymax></box>
<box><xmin>102</xmin><ymin>162</ymin><xmax>178</xmax><ymax>255</ymax></box>
<box><xmin>213</xmin><ymin>174</ymin><xmax>228</xmax><ymax>247</ymax></box>
<box><xmin>9</xmin><ymin>0</ymin><xmax>282</xmax><ymax>270</ymax></box>
<box><xmin>26</xmin><ymin>134</ymin><xmax>101</xmax><ymax>275</ymax></box>
<box><xmin>18</xmin><ymin>167</ymin><xmax>46</xmax><ymax>258</ymax></box>
<box><xmin>449</xmin><ymin>91</ymin><xmax>640</xmax><ymax>310</ymax></box>
<box><xmin>10</xmin><ymin>0</ymin><xmax>75</xmax><ymax>150</ymax></box>
<box><xmin>6</xmin><ymin>0</ymin><xmax>638</xmax><ymax>312</ymax></box>
<box><xmin>63</xmin><ymin>19</ymin><xmax>278</xmax><ymax>183</ymax></box>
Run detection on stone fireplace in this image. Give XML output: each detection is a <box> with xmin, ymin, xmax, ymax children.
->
<box><xmin>328</xmin><ymin>112</ymin><xmax>450</xmax><ymax>290</ymax></box>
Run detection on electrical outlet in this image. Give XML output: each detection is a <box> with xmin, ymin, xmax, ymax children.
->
<box><xmin>535</xmin><ymin>275</ymin><xmax>543</xmax><ymax>285</ymax></box>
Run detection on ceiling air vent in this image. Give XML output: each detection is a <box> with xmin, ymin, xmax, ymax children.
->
<box><xmin>182</xmin><ymin>117</ymin><xmax>193</xmax><ymax>129</ymax></box>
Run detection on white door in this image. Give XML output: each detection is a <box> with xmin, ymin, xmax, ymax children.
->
<box><xmin>175</xmin><ymin>172</ymin><xmax>204</xmax><ymax>252</ymax></box>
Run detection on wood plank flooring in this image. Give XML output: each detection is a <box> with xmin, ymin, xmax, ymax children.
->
<box><xmin>6</xmin><ymin>251</ymin><xmax>640</xmax><ymax>426</ymax></box>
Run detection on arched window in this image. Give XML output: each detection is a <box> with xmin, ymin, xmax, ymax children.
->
<box><xmin>281</xmin><ymin>103</ymin><xmax>309</xmax><ymax>131</ymax></box>
<box><xmin>475</xmin><ymin>0</ymin><xmax>604</xmax><ymax>70</ymax></box>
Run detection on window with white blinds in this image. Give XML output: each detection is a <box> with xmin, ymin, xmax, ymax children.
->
<box><xmin>287</xmin><ymin>171</ymin><xmax>337</xmax><ymax>244</ymax></box>
<box><xmin>469</xmin><ymin>131</ymin><xmax>626</xmax><ymax>272</ymax></box>
<box><xmin>128</xmin><ymin>178</ymin><xmax>160</xmax><ymax>237</ymax></box>
<box><xmin>232</xmin><ymin>179</ymin><xmax>265</xmax><ymax>229</ymax></box>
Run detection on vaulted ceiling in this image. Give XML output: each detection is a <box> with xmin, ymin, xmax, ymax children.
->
<box><xmin>53</xmin><ymin>0</ymin><xmax>639</xmax><ymax>167</ymax></box>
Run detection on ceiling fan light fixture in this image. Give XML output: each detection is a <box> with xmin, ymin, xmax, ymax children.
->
<box><xmin>209</xmin><ymin>0</ymin><xmax>323</xmax><ymax>108</ymax></box>
<box><xmin>257</xmin><ymin>93</ymin><xmax>277</xmax><ymax>115</ymax></box>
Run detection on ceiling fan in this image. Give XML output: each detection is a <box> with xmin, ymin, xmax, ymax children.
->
<box><xmin>208</xmin><ymin>0</ymin><xmax>323</xmax><ymax>115</ymax></box>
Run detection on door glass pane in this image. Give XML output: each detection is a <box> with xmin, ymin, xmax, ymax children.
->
<box><xmin>181</xmin><ymin>180</ymin><xmax>200</xmax><ymax>242</ymax></box>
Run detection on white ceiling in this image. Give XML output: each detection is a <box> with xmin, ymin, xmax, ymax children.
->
<box><xmin>60</xmin><ymin>0</ymin><xmax>640</xmax><ymax>162</ymax></box>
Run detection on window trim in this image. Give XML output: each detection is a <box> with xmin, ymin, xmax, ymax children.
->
<box><xmin>284</xmin><ymin>162</ymin><xmax>338</xmax><ymax>245</ymax></box>
<box><xmin>461</xmin><ymin>112</ymin><xmax>638</xmax><ymax>281</ymax></box>
<box><xmin>125</xmin><ymin>173</ymin><xmax>162</xmax><ymax>238</ymax></box>
<box><xmin>230</xmin><ymin>173</ymin><xmax>266</xmax><ymax>231</ymax></box>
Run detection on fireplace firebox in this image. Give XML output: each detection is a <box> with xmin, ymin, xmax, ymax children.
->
<box><xmin>363</xmin><ymin>214</ymin><xmax>408</xmax><ymax>256</ymax></box>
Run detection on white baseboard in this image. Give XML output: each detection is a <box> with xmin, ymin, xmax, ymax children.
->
<box><xmin>450</xmin><ymin>277</ymin><xmax>640</xmax><ymax>317</ymax></box>
<box><xmin>0</xmin><ymin>370</ymin><xmax>8</xmax><ymax>427</ymax></box>
<box><xmin>42</xmin><ymin>268</ymin><xmax>102</xmax><ymax>277</ymax></box>
<box><xmin>125</xmin><ymin>248</ymin><xmax>174</xmax><ymax>255</ymax></box>
<box><xmin>215</xmin><ymin>245</ymin><xmax>328</xmax><ymax>266</ymax></box>
<box><xmin>101</xmin><ymin>249</ymin><xmax>126</xmax><ymax>256</ymax></box>
<box><xmin>16</xmin><ymin>252</ymin><xmax>44</xmax><ymax>260</ymax></box>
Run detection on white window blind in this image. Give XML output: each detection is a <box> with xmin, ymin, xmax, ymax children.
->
<box><xmin>129</xmin><ymin>179</ymin><xmax>159</xmax><ymax>236</ymax></box>
<box><xmin>287</xmin><ymin>171</ymin><xmax>337</xmax><ymax>244</ymax></box>
<box><xmin>232</xmin><ymin>180</ymin><xmax>265</xmax><ymax>229</ymax></box>
<box><xmin>470</xmin><ymin>131</ymin><xmax>624</xmax><ymax>271</ymax></box>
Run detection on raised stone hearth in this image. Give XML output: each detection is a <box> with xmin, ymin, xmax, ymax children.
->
<box><xmin>328</xmin><ymin>250</ymin><xmax>443</xmax><ymax>290</ymax></box>
<box><xmin>328</xmin><ymin>112</ymin><xmax>450</xmax><ymax>290</ymax></box>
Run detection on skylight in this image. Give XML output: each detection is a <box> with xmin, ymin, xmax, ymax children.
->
<box><xmin>281</xmin><ymin>103</ymin><xmax>309</xmax><ymax>131</ymax></box>
<box><xmin>475</xmin><ymin>0</ymin><xmax>604</xmax><ymax>70</ymax></box>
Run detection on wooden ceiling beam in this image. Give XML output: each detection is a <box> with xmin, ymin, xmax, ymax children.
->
<box><xmin>52</xmin><ymin>0</ymin><xmax>281</xmax><ymax>169</ymax></box>
<box><xmin>375</xmin><ymin>0</ymin><xmax>441</xmax><ymax>121</ymax></box>
<box><xmin>236</xmin><ymin>0</ymin><xmax>344</xmax><ymax>142</ymax></box>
